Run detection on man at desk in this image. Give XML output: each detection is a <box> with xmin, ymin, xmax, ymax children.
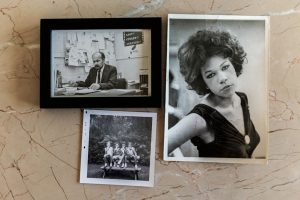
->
<box><xmin>76</xmin><ymin>52</ymin><xmax>117</xmax><ymax>90</ymax></box>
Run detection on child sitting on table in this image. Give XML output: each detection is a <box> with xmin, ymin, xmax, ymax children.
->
<box><xmin>120</xmin><ymin>142</ymin><xmax>127</xmax><ymax>168</ymax></box>
<box><xmin>125</xmin><ymin>142</ymin><xmax>140</xmax><ymax>169</ymax></box>
<box><xmin>112</xmin><ymin>143</ymin><xmax>124</xmax><ymax>167</ymax></box>
<box><xmin>103</xmin><ymin>141</ymin><xmax>113</xmax><ymax>167</ymax></box>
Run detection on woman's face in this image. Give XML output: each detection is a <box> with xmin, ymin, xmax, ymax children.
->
<box><xmin>201</xmin><ymin>55</ymin><xmax>238</xmax><ymax>98</ymax></box>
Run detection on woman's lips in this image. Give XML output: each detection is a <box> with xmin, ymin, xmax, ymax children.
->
<box><xmin>221</xmin><ymin>84</ymin><xmax>233</xmax><ymax>91</ymax></box>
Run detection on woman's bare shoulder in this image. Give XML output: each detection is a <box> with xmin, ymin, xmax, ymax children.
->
<box><xmin>168</xmin><ymin>110</ymin><xmax>209</xmax><ymax>153</ymax></box>
<box><xmin>185</xmin><ymin>113</ymin><xmax>207</xmax><ymax>131</ymax></box>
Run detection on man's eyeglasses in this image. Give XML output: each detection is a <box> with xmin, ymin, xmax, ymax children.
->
<box><xmin>93</xmin><ymin>59</ymin><xmax>101</xmax><ymax>63</ymax></box>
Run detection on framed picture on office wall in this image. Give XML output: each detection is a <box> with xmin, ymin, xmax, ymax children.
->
<box><xmin>164</xmin><ymin>14</ymin><xmax>269</xmax><ymax>164</ymax></box>
<box><xmin>40</xmin><ymin>18</ymin><xmax>161</xmax><ymax>108</ymax></box>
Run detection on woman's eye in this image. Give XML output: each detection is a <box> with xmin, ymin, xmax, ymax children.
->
<box><xmin>206</xmin><ymin>73</ymin><xmax>215</xmax><ymax>79</ymax></box>
<box><xmin>222</xmin><ymin>65</ymin><xmax>229</xmax><ymax>71</ymax></box>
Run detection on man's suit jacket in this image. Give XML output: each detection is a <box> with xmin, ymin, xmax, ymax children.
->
<box><xmin>83</xmin><ymin>64</ymin><xmax>117</xmax><ymax>90</ymax></box>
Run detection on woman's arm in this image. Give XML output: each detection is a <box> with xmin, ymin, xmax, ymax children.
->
<box><xmin>168</xmin><ymin>113</ymin><xmax>208</xmax><ymax>154</ymax></box>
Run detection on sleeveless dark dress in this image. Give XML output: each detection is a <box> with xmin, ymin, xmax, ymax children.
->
<box><xmin>190</xmin><ymin>92</ymin><xmax>260</xmax><ymax>158</ymax></box>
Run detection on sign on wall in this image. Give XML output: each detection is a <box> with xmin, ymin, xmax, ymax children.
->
<box><xmin>123</xmin><ymin>32</ymin><xmax>144</xmax><ymax>46</ymax></box>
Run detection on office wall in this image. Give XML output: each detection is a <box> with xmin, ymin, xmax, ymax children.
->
<box><xmin>52</xmin><ymin>30</ymin><xmax>151</xmax><ymax>84</ymax></box>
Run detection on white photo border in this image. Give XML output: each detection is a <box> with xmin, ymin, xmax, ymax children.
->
<box><xmin>163</xmin><ymin>14</ymin><xmax>269</xmax><ymax>164</ymax></box>
<box><xmin>80</xmin><ymin>109</ymin><xmax>157</xmax><ymax>187</ymax></box>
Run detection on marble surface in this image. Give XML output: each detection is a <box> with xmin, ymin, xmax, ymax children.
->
<box><xmin>1</xmin><ymin>0</ymin><xmax>300</xmax><ymax>199</ymax></box>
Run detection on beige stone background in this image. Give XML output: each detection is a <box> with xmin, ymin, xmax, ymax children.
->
<box><xmin>0</xmin><ymin>0</ymin><xmax>300</xmax><ymax>199</ymax></box>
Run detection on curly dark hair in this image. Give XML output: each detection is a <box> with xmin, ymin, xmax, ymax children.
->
<box><xmin>178</xmin><ymin>30</ymin><xmax>247</xmax><ymax>95</ymax></box>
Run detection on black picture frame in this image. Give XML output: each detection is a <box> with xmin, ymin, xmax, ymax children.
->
<box><xmin>40</xmin><ymin>18</ymin><xmax>161</xmax><ymax>108</ymax></box>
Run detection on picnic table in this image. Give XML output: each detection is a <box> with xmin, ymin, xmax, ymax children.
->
<box><xmin>101</xmin><ymin>166</ymin><xmax>141</xmax><ymax>180</ymax></box>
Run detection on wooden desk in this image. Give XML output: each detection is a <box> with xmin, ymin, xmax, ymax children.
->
<box><xmin>54</xmin><ymin>88</ymin><xmax>143</xmax><ymax>97</ymax></box>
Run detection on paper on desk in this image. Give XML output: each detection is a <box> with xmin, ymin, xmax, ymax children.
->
<box><xmin>75</xmin><ymin>88</ymin><xmax>99</xmax><ymax>94</ymax></box>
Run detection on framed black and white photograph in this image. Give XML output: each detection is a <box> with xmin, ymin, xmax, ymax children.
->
<box><xmin>40</xmin><ymin>18</ymin><xmax>161</xmax><ymax>108</ymax></box>
<box><xmin>164</xmin><ymin>14</ymin><xmax>269</xmax><ymax>164</ymax></box>
<box><xmin>80</xmin><ymin>109</ymin><xmax>157</xmax><ymax>187</ymax></box>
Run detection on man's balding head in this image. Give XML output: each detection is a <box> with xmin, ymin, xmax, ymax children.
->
<box><xmin>92</xmin><ymin>52</ymin><xmax>105</xmax><ymax>69</ymax></box>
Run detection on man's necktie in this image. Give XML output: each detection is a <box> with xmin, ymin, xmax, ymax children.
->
<box><xmin>95</xmin><ymin>69</ymin><xmax>100</xmax><ymax>84</ymax></box>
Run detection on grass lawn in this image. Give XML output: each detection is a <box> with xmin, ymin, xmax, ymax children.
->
<box><xmin>87</xmin><ymin>164</ymin><xmax>150</xmax><ymax>181</ymax></box>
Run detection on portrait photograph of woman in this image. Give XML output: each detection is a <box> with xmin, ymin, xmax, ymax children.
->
<box><xmin>164</xmin><ymin>14</ymin><xmax>269</xmax><ymax>164</ymax></box>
